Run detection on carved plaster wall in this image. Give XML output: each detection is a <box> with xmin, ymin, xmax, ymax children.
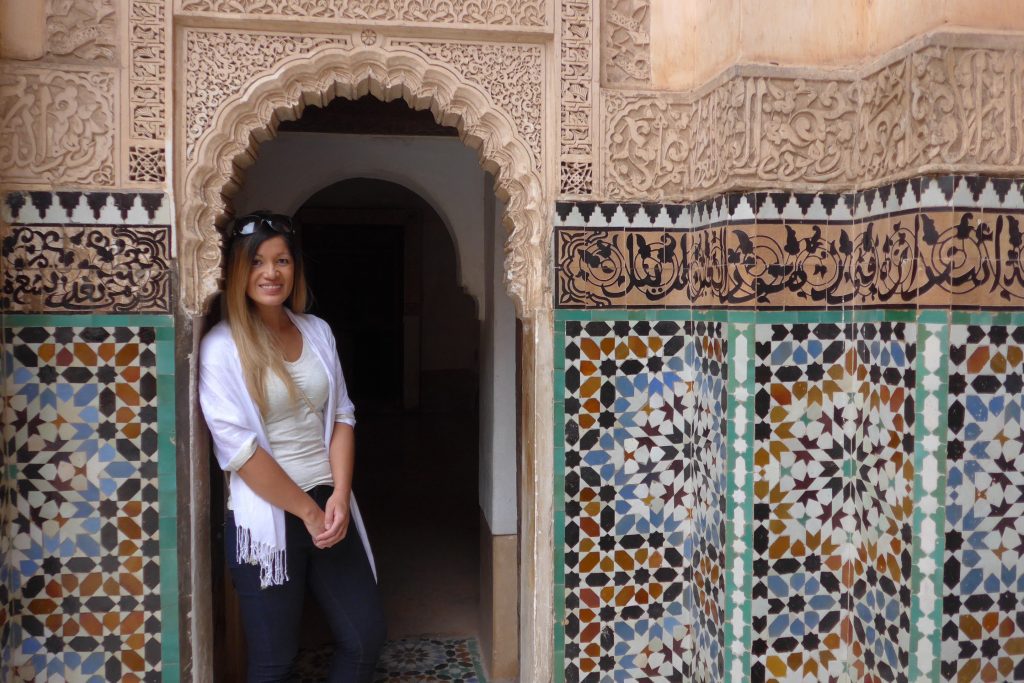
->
<box><xmin>558</xmin><ymin>0</ymin><xmax>595</xmax><ymax>196</ymax></box>
<box><xmin>0</xmin><ymin>0</ymin><xmax>171</xmax><ymax>189</ymax></box>
<box><xmin>600</xmin><ymin>34</ymin><xmax>1024</xmax><ymax>201</ymax></box>
<box><xmin>176</xmin><ymin>0</ymin><xmax>550</xmax><ymax>29</ymax></box>
<box><xmin>0</xmin><ymin>67</ymin><xmax>117</xmax><ymax>187</ymax></box>
<box><xmin>178</xmin><ymin>29</ymin><xmax>548</xmax><ymax>317</ymax></box>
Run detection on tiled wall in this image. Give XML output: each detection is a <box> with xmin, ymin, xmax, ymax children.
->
<box><xmin>0</xmin><ymin>193</ymin><xmax>178</xmax><ymax>682</ymax></box>
<box><xmin>553</xmin><ymin>176</ymin><xmax>1024</xmax><ymax>682</ymax></box>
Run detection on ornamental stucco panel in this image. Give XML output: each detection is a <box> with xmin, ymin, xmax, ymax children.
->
<box><xmin>559</xmin><ymin>0</ymin><xmax>595</xmax><ymax>196</ymax></box>
<box><xmin>388</xmin><ymin>38</ymin><xmax>544</xmax><ymax>171</ymax></box>
<box><xmin>601</xmin><ymin>0</ymin><xmax>649</xmax><ymax>86</ymax></box>
<box><xmin>183</xmin><ymin>29</ymin><xmax>351</xmax><ymax>162</ymax></box>
<box><xmin>177</xmin><ymin>0</ymin><xmax>549</xmax><ymax>29</ymax></box>
<box><xmin>601</xmin><ymin>39</ymin><xmax>1024</xmax><ymax>201</ymax></box>
<box><xmin>0</xmin><ymin>67</ymin><xmax>116</xmax><ymax>186</ymax></box>
<box><xmin>45</xmin><ymin>0</ymin><xmax>117</xmax><ymax>62</ymax></box>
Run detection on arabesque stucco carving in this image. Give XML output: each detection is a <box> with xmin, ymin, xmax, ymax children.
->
<box><xmin>179</xmin><ymin>42</ymin><xmax>548</xmax><ymax>318</ymax></box>
<box><xmin>46</xmin><ymin>0</ymin><xmax>116</xmax><ymax>62</ymax></box>
<box><xmin>0</xmin><ymin>67</ymin><xmax>116</xmax><ymax>186</ymax></box>
<box><xmin>602</xmin><ymin>36</ymin><xmax>1024</xmax><ymax>200</ymax></box>
<box><xmin>559</xmin><ymin>0</ymin><xmax>594</xmax><ymax>196</ymax></box>
<box><xmin>178</xmin><ymin>0</ymin><xmax>548</xmax><ymax>27</ymax></box>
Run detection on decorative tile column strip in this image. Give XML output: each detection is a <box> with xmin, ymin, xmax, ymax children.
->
<box><xmin>942</xmin><ymin>312</ymin><xmax>1024</xmax><ymax>681</ymax></box>
<box><xmin>724</xmin><ymin>316</ymin><xmax>756</xmax><ymax>683</ymax></box>
<box><xmin>909</xmin><ymin>312</ymin><xmax>951</xmax><ymax>681</ymax></box>
<box><xmin>1</xmin><ymin>315</ymin><xmax>176</xmax><ymax>681</ymax></box>
<box><xmin>557</xmin><ymin>310</ymin><xmax>733</xmax><ymax>681</ymax></box>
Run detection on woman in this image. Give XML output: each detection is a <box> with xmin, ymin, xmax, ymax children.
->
<box><xmin>198</xmin><ymin>211</ymin><xmax>386</xmax><ymax>682</ymax></box>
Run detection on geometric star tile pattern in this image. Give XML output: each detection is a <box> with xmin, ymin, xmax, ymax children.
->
<box><xmin>752</xmin><ymin>321</ymin><xmax>853</xmax><ymax>683</ymax></box>
<box><xmin>849</xmin><ymin>322</ymin><xmax>915</xmax><ymax>683</ymax></box>
<box><xmin>2</xmin><ymin>325</ymin><xmax>165</xmax><ymax>682</ymax></box>
<box><xmin>943</xmin><ymin>324</ymin><xmax>1024</xmax><ymax>683</ymax></box>
<box><xmin>561</xmin><ymin>318</ymin><xmax>726</xmax><ymax>683</ymax></box>
<box><xmin>751</xmin><ymin>319</ymin><xmax>916</xmax><ymax>683</ymax></box>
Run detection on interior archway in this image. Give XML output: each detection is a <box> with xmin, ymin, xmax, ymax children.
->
<box><xmin>177</xmin><ymin>48</ymin><xmax>555</xmax><ymax>677</ymax></box>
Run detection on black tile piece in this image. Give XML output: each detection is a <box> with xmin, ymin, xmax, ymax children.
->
<box><xmin>641</xmin><ymin>203</ymin><xmax>662</xmax><ymax>223</ymax></box>
<box><xmin>56</xmin><ymin>192</ymin><xmax>81</xmax><ymax>220</ymax></box>
<box><xmin>794</xmin><ymin>193</ymin><xmax>815</xmax><ymax>215</ymax></box>
<box><xmin>112</xmin><ymin>193</ymin><xmax>137</xmax><ymax>219</ymax></box>
<box><xmin>964</xmin><ymin>175</ymin><xmax>987</xmax><ymax>201</ymax></box>
<box><xmin>555</xmin><ymin>201</ymin><xmax>575</xmax><ymax>222</ymax></box>
<box><xmin>892</xmin><ymin>179</ymin><xmax>910</xmax><ymax>206</ymax></box>
<box><xmin>137</xmin><ymin>193</ymin><xmax>161</xmax><ymax>220</ymax></box>
<box><xmin>575</xmin><ymin>201</ymin><xmax>597</xmax><ymax>223</ymax></box>
<box><xmin>620</xmin><ymin>203</ymin><xmax>642</xmax><ymax>223</ymax></box>
<box><xmin>992</xmin><ymin>178</ymin><xmax>1013</xmax><ymax>203</ymax></box>
<box><xmin>597</xmin><ymin>202</ymin><xmax>619</xmax><ymax>224</ymax></box>
<box><xmin>769</xmin><ymin>192</ymin><xmax>790</xmax><ymax>215</ymax></box>
<box><xmin>819</xmin><ymin>193</ymin><xmax>840</xmax><ymax>215</ymax></box>
<box><xmin>86</xmin><ymin>192</ymin><xmax>110</xmax><ymax>219</ymax></box>
<box><xmin>937</xmin><ymin>175</ymin><xmax>956</xmax><ymax>202</ymax></box>
<box><xmin>5</xmin><ymin>192</ymin><xmax>26</xmax><ymax>220</ymax></box>
<box><xmin>665</xmin><ymin>204</ymin><xmax>685</xmax><ymax>223</ymax></box>
<box><xmin>862</xmin><ymin>188</ymin><xmax>878</xmax><ymax>211</ymax></box>
<box><xmin>877</xmin><ymin>184</ymin><xmax>892</xmax><ymax>208</ymax></box>
<box><xmin>28</xmin><ymin>191</ymin><xmax>53</xmax><ymax>216</ymax></box>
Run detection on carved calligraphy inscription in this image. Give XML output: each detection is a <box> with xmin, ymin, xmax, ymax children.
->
<box><xmin>0</xmin><ymin>68</ymin><xmax>115</xmax><ymax>186</ymax></box>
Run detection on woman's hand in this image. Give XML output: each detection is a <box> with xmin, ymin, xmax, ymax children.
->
<box><xmin>300</xmin><ymin>504</ymin><xmax>327</xmax><ymax>544</ymax></box>
<box><xmin>315</xmin><ymin>490</ymin><xmax>350</xmax><ymax>549</ymax></box>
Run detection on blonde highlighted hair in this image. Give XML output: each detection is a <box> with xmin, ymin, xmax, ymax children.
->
<box><xmin>222</xmin><ymin>212</ymin><xmax>309</xmax><ymax>417</ymax></box>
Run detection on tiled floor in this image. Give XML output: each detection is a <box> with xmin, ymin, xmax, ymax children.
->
<box><xmin>291</xmin><ymin>637</ymin><xmax>487</xmax><ymax>682</ymax></box>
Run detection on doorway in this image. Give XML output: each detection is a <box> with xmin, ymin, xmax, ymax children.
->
<box><xmin>210</xmin><ymin>97</ymin><xmax>520</xmax><ymax>681</ymax></box>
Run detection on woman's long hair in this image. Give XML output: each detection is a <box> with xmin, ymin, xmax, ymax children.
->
<box><xmin>222</xmin><ymin>212</ymin><xmax>309</xmax><ymax>417</ymax></box>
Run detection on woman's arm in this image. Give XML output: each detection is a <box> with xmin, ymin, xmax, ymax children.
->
<box><xmin>318</xmin><ymin>421</ymin><xmax>355</xmax><ymax>546</ymax></box>
<box><xmin>234</xmin><ymin>447</ymin><xmax>327</xmax><ymax>542</ymax></box>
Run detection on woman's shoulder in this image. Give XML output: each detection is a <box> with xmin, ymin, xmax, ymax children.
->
<box><xmin>199</xmin><ymin>320</ymin><xmax>236</xmax><ymax>357</ymax></box>
<box><xmin>290</xmin><ymin>310</ymin><xmax>333</xmax><ymax>340</ymax></box>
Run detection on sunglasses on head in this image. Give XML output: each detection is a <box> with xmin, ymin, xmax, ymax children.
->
<box><xmin>231</xmin><ymin>213</ymin><xmax>294</xmax><ymax>237</ymax></box>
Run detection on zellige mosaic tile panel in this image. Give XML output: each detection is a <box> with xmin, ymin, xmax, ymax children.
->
<box><xmin>1</xmin><ymin>320</ymin><xmax>175</xmax><ymax>682</ymax></box>
<box><xmin>943</xmin><ymin>323</ymin><xmax>1024</xmax><ymax>682</ymax></box>
<box><xmin>561</xmin><ymin>317</ymin><xmax>726</xmax><ymax>682</ymax></box>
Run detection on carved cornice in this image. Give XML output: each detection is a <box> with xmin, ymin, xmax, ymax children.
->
<box><xmin>601</xmin><ymin>35</ymin><xmax>1024</xmax><ymax>201</ymax></box>
<box><xmin>180</xmin><ymin>43</ymin><xmax>548</xmax><ymax>317</ymax></box>
<box><xmin>177</xmin><ymin>0</ymin><xmax>549</xmax><ymax>29</ymax></box>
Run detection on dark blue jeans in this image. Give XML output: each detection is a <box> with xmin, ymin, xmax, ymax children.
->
<box><xmin>226</xmin><ymin>486</ymin><xmax>387</xmax><ymax>683</ymax></box>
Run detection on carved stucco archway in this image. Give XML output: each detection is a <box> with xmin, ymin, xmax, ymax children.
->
<box><xmin>177</xmin><ymin>44</ymin><xmax>554</xmax><ymax>682</ymax></box>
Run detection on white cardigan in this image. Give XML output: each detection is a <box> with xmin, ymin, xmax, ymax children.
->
<box><xmin>198</xmin><ymin>309</ymin><xmax>374</xmax><ymax>587</ymax></box>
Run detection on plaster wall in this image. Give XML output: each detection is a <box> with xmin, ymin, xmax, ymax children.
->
<box><xmin>650</xmin><ymin>0</ymin><xmax>1024</xmax><ymax>89</ymax></box>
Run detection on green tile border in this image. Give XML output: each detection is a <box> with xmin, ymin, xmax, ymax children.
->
<box><xmin>2</xmin><ymin>314</ymin><xmax>179</xmax><ymax>680</ymax></box>
<box><xmin>724</xmin><ymin>321</ymin><xmax>755</xmax><ymax>682</ymax></box>
<box><xmin>908</xmin><ymin>320</ymin><xmax>949</xmax><ymax>682</ymax></box>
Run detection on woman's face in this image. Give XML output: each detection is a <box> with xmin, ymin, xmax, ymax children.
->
<box><xmin>245</xmin><ymin>235</ymin><xmax>295</xmax><ymax>310</ymax></box>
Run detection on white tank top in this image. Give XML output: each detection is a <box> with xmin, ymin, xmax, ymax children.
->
<box><xmin>262</xmin><ymin>338</ymin><xmax>334</xmax><ymax>491</ymax></box>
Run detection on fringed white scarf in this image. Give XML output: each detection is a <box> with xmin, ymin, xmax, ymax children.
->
<box><xmin>199</xmin><ymin>310</ymin><xmax>374</xmax><ymax>588</ymax></box>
